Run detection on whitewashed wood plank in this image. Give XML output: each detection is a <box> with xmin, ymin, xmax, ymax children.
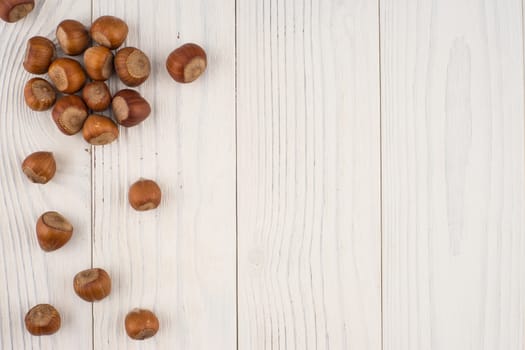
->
<box><xmin>237</xmin><ymin>0</ymin><xmax>381</xmax><ymax>349</ymax></box>
<box><xmin>91</xmin><ymin>1</ymin><xmax>236</xmax><ymax>349</ymax></box>
<box><xmin>0</xmin><ymin>1</ymin><xmax>93</xmax><ymax>349</ymax></box>
<box><xmin>381</xmin><ymin>0</ymin><xmax>525</xmax><ymax>348</ymax></box>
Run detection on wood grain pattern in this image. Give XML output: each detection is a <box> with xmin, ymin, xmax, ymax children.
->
<box><xmin>0</xmin><ymin>1</ymin><xmax>93</xmax><ymax>349</ymax></box>
<box><xmin>91</xmin><ymin>0</ymin><xmax>237</xmax><ymax>349</ymax></box>
<box><xmin>236</xmin><ymin>0</ymin><xmax>382</xmax><ymax>349</ymax></box>
<box><xmin>381</xmin><ymin>0</ymin><xmax>525</xmax><ymax>348</ymax></box>
<box><xmin>2</xmin><ymin>0</ymin><xmax>525</xmax><ymax>349</ymax></box>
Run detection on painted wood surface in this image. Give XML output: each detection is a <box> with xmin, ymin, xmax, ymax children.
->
<box><xmin>91</xmin><ymin>0</ymin><xmax>237</xmax><ymax>349</ymax></box>
<box><xmin>236</xmin><ymin>0</ymin><xmax>382</xmax><ymax>349</ymax></box>
<box><xmin>0</xmin><ymin>1</ymin><xmax>93</xmax><ymax>349</ymax></box>
<box><xmin>0</xmin><ymin>0</ymin><xmax>524</xmax><ymax>349</ymax></box>
<box><xmin>381</xmin><ymin>0</ymin><xmax>525</xmax><ymax>349</ymax></box>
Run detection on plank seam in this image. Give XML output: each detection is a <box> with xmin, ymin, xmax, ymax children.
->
<box><xmin>235</xmin><ymin>0</ymin><xmax>239</xmax><ymax>349</ymax></box>
<box><xmin>90</xmin><ymin>2</ymin><xmax>95</xmax><ymax>350</ymax></box>
<box><xmin>378</xmin><ymin>0</ymin><xmax>384</xmax><ymax>349</ymax></box>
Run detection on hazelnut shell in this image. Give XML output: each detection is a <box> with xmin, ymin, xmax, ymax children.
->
<box><xmin>90</xmin><ymin>16</ymin><xmax>128</xmax><ymax>49</ymax></box>
<box><xmin>24</xmin><ymin>78</ymin><xmax>56</xmax><ymax>111</ymax></box>
<box><xmin>23</xmin><ymin>36</ymin><xmax>56</xmax><ymax>74</ymax></box>
<box><xmin>56</xmin><ymin>19</ymin><xmax>90</xmax><ymax>55</ymax></box>
<box><xmin>125</xmin><ymin>309</ymin><xmax>159</xmax><ymax>340</ymax></box>
<box><xmin>112</xmin><ymin>89</ymin><xmax>151</xmax><ymax>127</ymax></box>
<box><xmin>52</xmin><ymin>95</ymin><xmax>88</xmax><ymax>135</ymax></box>
<box><xmin>0</xmin><ymin>0</ymin><xmax>34</xmax><ymax>23</ymax></box>
<box><xmin>128</xmin><ymin>179</ymin><xmax>162</xmax><ymax>211</ymax></box>
<box><xmin>82</xmin><ymin>114</ymin><xmax>119</xmax><ymax>145</ymax></box>
<box><xmin>36</xmin><ymin>211</ymin><xmax>73</xmax><ymax>252</ymax></box>
<box><xmin>166</xmin><ymin>43</ymin><xmax>207</xmax><ymax>83</ymax></box>
<box><xmin>22</xmin><ymin>151</ymin><xmax>56</xmax><ymax>184</ymax></box>
<box><xmin>114</xmin><ymin>47</ymin><xmax>151</xmax><ymax>87</ymax></box>
<box><xmin>48</xmin><ymin>58</ymin><xmax>86</xmax><ymax>94</ymax></box>
<box><xmin>84</xmin><ymin>46</ymin><xmax>113</xmax><ymax>81</ymax></box>
<box><xmin>73</xmin><ymin>268</ymin><xmax>111</xmax><ymax>302</ymax></box>
<box><xmin>82</xmin><ymin>81</ymin><xmax>111</xmax><ymax>111</ymax></box>
<box><xmin>25</xmin><ymin>304</ymin><xmax>61</xmax><ymax>336</ymax></box>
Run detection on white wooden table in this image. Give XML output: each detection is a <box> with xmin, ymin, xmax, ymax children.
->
<box><xmin>0</xmin><ymin>0</ymin><xmax>523</xmax><ymax>349</ymax></box>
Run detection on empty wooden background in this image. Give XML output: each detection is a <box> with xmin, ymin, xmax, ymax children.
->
<box><xmin>0</xmin><ymin>0</ymin><xmax>522</xmax><ymax>349</ymax></box>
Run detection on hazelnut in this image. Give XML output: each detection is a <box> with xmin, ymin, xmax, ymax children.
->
<box><xmin>0</xmin><ymin>0</ymin><xmax>34</xmax><ymax>23</ymax></box>
<box><xmin>114</xmin><ymin>47</ymin><xmax>151</xmax><ymax>87</ymax></box>
<box><xmin>56</xmin><ymin>19</ymin><xmax>90</xmax><ymax>55</ymax></box>
<box><xmin>23</xmin><ymin>78</ymin><xmax>56</xmax><ymax>111</ymax></box>
<box><xmin>82</xmin><ymin>81</ymin><xmax>111</xmax><ymax>111</ymax></box>
<box><xmin>36</xmin><ymin>211</ymin><xmax>73</xmax><ymax>252</ymax></box>
<box><xmin>23</xmin><ymin>36</ymin><xmax>56</xmax><ymax>74</ymax></box>
<box><xmin>48</xmin><ymin>58</ymin><xmax>86</xmax><ymax>94</ymax></box>
<box><xmin>82</xmin><ymin>114</ymin><xmax>119</xmax><ymax>145</ymax></box>
<box><xmin>52</xmin><ymin>95</ymin><xmax>88</xmax><ymax>135</ymax></box>
<box><xmin>84</xmin><ymin>46</ymin><xmax>113</xmax><ymax>81</ymax></box>
<box><xmin>73</xmin><ymin>268</ymin><xmax>111</xmax><ymax>302</ymax></box>
<box><xmin>21</xmin><ymin>151</ymin><xmax>56</xmax><ymax>184</ymax></box>
<box><xmin>125</xmin><ymin>309</ymin><xmax>159</xmax><ymax>340</ymax></box>
<box><xmin>25</xmin><ymin>304</ymin><xmax>61</xmax><ymax>336</ymax></box>
<box><xmin>112</xmin><ymin>89</ymin><xmax>151</xmax><ymax>127</ymax></box>
<box><xmin>128</xmin><ymin>179</ymin><xmax>161</xmax><ymax>211</ymax></box>
<box><xmin>166</xmin><ymin>43</ymin><xmax>207</xmax><ymax>83</ymax></box>
<box><xmin>90</xmin><ymin>16</ymin><xmax>128</xmax><ymax>49</ymax></box>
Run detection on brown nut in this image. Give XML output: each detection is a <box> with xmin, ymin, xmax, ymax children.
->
<box><xmin>166</xmin><ymin>43</ymin><xmax>207</xmax><ymax>83</ymax></box>
<box><xmin>112</xmin><ymin>89</ymin><xmax>151</xmax><ymax>127</ymax></box>
<box><xmin>22</xmin><ymin>151</ymin><xmax>56</xmax><ymax>184</ymax></box>
<box><xmin>24</xmin><ymin>78</ymin><xmax>56</xmax><ymax>111</ymax></box>
<box><xmin>23</xmin><ymin>36</ymin><xmax>56</xmax><ymax>74</ymax></box>
<box><xmin>25</xmin><ymin>304</ymin><xmax>61</xmax><ymax>336</ymax></box>
<box><xmin>56</xmin><ymin>19</ymin><xmax>90</xmax><ymax>55</ymax></box>
<box><xmin>84</xmin><ymin>46</ymin><xmax>113</xmax><ymax>81</ymax></box>
<box><xmin>82</xmin><ymin>114</ymin><xmax>119</xmax><ymax>145</ymax></box>
<box><xmin>82</xmin><ymin>81</ymin><xmax>111</xmax><ymax>111</ymax></box>
<box><xmin>48</xmin><ymin>58</ymin><xmax>86</xmax><ymax>94</ymax></box>
<box><xmin>52</xmin><ymin>95</ymin><xmax>88</xmax><ymax>135</ymax></box>
<box><xmin>48</xmin><ymin>59</ymin><xmax>85</xmax><ymax>92</ymax></box>
<box><xmin>128</xmin><ymin>179</ymin><xmax>161</xmax><ymax>211</ymax></box>
<box><xmin>125</xmin><ymin>309</ymin><xmax>159</xmax><ymax>340</ymax></box>
<box><xmin>114</xmin><ymin>47</ymin><xmax>151</xmax><ymax>87</ymax></box>
<box><xmin>36</xmin><ymin>211</ymin><xmax>73</xmax><ymax>252</ymax></box>
<box><xmin>73</xmin><ymin>268</ymin><xmax>111</xmax><ymax>302</ymax></box>
<box><xmin>90</xmin><ymin>16</ymin><xmax>128</xmax><ymax>49</ymax></box>
<box><xmin>0</xmin><ymin>0</ymin><xmax>34</xmax><ymax>23</ymax></box>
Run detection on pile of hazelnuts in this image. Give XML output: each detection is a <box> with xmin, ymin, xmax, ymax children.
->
<box><xmin>19</xmin><ymin>15</ymin><xmax>207</xmax><ymax>341</ymax></box>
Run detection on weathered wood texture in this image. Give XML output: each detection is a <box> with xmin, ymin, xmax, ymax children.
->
<box><xmin>381</xmin><ymin>0</ymin><xmax>525</xmax><ymax>348</ymax></box>
<box><xmin>0</xmin><ymin>1</ymin><xmax>93</xmax><ymax>349</ymax></box>
<box><xmin>236</xmin><ymin>0</ymin><xmax>382</xmax><ymax>349</ymax></box>
<box><xmin>91</xmin><ymin>0</ymin><xmax>237</xmax><ymax>349</ymax></box>
<box><xmin>1</xmin><ymin>0</ymin><xmax>524</xmax><ymax>349</ymax></box>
